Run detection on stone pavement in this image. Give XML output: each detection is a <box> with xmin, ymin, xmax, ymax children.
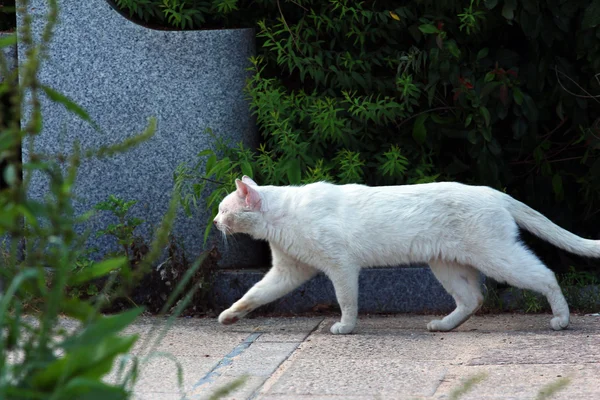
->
<box><xmin>117</xmin><ymin>314</ymin><xmax>600</xmax><ymax>400</ymax></box>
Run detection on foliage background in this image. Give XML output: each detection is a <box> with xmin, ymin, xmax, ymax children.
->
<box><xmin>122</xmin><ymin>0</ymin><xmax>600</xmax><ymax>274</ymax></box>
<box><xmin>0</xmin><ymin>1</ymin><xmax>16</xmax><ymax>32</ymax></box>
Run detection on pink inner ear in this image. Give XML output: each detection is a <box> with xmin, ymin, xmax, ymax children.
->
<box><xmin>235</xmin><ymin>180</ymin><xmax>261</xmax><ymax>210</ymax></box>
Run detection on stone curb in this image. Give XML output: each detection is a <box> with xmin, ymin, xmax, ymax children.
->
<box><xmin>211</xmin><ymin>266</ymin><xmax>456</xmax><ymax>314</ymax></box>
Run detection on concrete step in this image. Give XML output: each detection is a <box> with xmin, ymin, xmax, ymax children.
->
<box><xmin>211</xmin><ymin>266</ymin><xmax>456</xmax><ymax>314</ymax></box>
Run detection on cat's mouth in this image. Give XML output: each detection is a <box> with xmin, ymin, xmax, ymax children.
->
<box><xmin>215</xmin><ymin>223</ymin><xmax>233</xmax><ymax>235</ymax></box>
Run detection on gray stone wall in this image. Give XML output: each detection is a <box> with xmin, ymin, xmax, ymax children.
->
<box><xmin>17</xmin><ymin>0</ymin><xmax>266</xmax><ymax>267</ymax></box>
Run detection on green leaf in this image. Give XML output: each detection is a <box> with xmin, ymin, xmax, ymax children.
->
<box><xmin>60</xmin><ymin>298</ymin><xmax>97</xmax><ymax>321</ymax></box>
<box><xmin>40</xmin><ymin>85</ymin><xmax>96</xmax><ymax>128</ymax></box>
<box><xmin>32</xmin><ymin>335</ymin><xmax>138</xmax><ymax>390</ymax></box>
<box><xmin>481</xmin><ymin>127</ymin><xmax>492</xmax><ymax>142</ymax></box>
<box><xmin>502</xmin><ymin>0</ymin><xmax>517</xmax><ymax>20</ymax></box>
<box><xmin>513</xmin><ymin>87</ymin><xmax>524</xmax><ymax>105</ymax></box>
<box><xmin>418</xmin><ymin>24</ymin><xmax>439</xmax><ymax>34</ymax></box>
<box><xmin>477</xmin><ymin>48</ymin><xmax>489</xmax><ymax>60</ymax></box>
<box><xmin>205</xmin><ymin>154</ymin><xmax>217</xmax><ymax>176</ymax></box>
<box><xmin>484</xmin><ymin>71</ymin><xmax>496</xmax><ymax>82</ymax></box>
<box><xmin>480</xmin><ymin>106</ymin><xmax>491</xmax><ymax>127</ymax></box>
<box><xmin>0</xmin><ymin>269</ymin><xmax>39</xmax><ymax>327</ymax></box>
<box><xmin>465</xmin><ymin>114</ymin><xmax>473</xmax><ymax>127</ymax></box>
<box><xmin>467</xmin><ymin>130</ymin><xmax>478</xmax><ymax>144</ymax></box>
<box><xmin>0</xmin><ymin>34</ymin><xmax>17</xmax><ymax>48</ymax></box>
<box><xmin>3</xmin><ymin>164</ymin><xmax>17</xmax><ymax>187</ymax></box>
<box><xmin>480</xmin><ymin>82</ymin><xmax>501</xmax><ymax>98</ymax></box>
<box><xmin>240</xmin><ymin>160</ymin><xmax>253</xmax><ymax>177</ymax></box>
<box><xmin>412</xmin><ymin>114</ymin><xmax>428</xmax><ymax>144</ymax></box>
<box><xmin>203</xmin><ymin>220</ymin><xmax>213</xmax><ymax>244</ymax></box>
<box><xmin>484</xmin><ymin>0</ymin><xmax>499</xmax><ymax>9</ymax></box>
<box><xmin>68</xmin><ymin>257</ymin><xmax>127</xmax><ymax>285</ymax></box>
<box><xmin>446</xmin><ymin>40</ymin><xmax>461</xmax><ymax>58</ymax></box>
<box><xmin>522</xmin><ymin>93</ymin><xmax>539</xmax><ymax>121</ymax></box>
<box><xmin>62</xmin><ymin>308</ymin><xmax>143</xmax><ymax>350</ymax></box>
<box><xmin>556</xmin><ymin>102</ymin><xmax>565</xmax><ymax>120</ymax></box>
<box><xmin>552</xmin><ymin>173</ymin><xmax>563</xmax><ymax>197</ymax></box>
<box><xmin>59</xmin><ymin>378</ymin><xmax>128</xmax><ymax>400</ymax></box>
<box><xmin>582</xmin><ymin>0</ymin><xmax>600</xmax><ymax>29</ymax></box>
<box><xmin>286</xmin><ymin>158</ymin><xmax>301</xmax><ymax>184</ymax></box>
<box><xmin>197</xmin><ymin>149</ymin><xmax>213</xmax><ymax>157</ymax></box>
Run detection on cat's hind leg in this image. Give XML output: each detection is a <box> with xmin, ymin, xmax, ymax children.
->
<box><xmin>218</xmin><ymin>249</ymin><xmax>317</xmax><ymax>325</ymax></box>
<box><xmin>427</xmin><ymin>261</ymin><xmax>484</xmax><ymax>332</ymax></box>
<box><xmin>477</xmin><ymin>244</ymin><xmax>569</xmax><ymax>331</ymax></box>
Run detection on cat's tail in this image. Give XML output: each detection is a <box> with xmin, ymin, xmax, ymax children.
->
<box><xmin>507</xmin><ymin>198</ymin><xmax>600</xmax><ymax>258</ymax></box>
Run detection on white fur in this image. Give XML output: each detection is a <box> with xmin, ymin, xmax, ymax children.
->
<box><xmin>215</xmin><ymin>176</ymin><xmax>600</xmax><ymax>333</ymax></box>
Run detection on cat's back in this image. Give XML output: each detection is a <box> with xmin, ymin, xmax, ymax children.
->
<box><xmin>293</xmin><ymin>181</ymin><xmax>344</xmax><ymax>209</ymax></box>
<box><xmin>338</xmin><ymin>181</ymin><xmax>495</xmax><ymax>203</ymax></box>
<box><xmin>287</xmin><ymin>180</ymin><xmax>503</xmax><ymax>214</ymax></box>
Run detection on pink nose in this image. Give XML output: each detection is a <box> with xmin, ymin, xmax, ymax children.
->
<box><xmin>213</xmin><ymin>220</ymin><xmax>217</xmax><ymax>225</ymax></box>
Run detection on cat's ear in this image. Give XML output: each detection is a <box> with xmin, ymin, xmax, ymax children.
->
<box><xmin>235</xmin><ymin>179</ymin><xmax>262</xmax><ymax>210</ymax></box>
<box><xmin>242</xmin><ymin>175</ymin><xmax>258</xmax><ymax>186</ymax></box>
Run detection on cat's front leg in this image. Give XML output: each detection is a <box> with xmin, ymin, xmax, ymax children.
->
<box><xmin>327</xmin><ymin>267</ymin><xmax>360</xmax><ymax>335</ymax></box>
<box><xmin>218</xmin><ymin>251</ymin><xmax>317</xmax><ymax>325</ymax></box>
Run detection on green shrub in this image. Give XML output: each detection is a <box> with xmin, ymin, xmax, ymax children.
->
<box><xmin>114</xmin><ymin>1</ymin><xmax>600</xmax><ymax>270</ymax></box>
<box><xmin>168</xmin><ymin>0</ymin><xmax>600</xmax><ymax>273</ymax></box>
<box><xmin>94</xmin><ymin>195</ymin><xmax>145</xmax><ymax>259</ymax></box>
<box><xmin>111</xmin><ymin>0</ymin><xmax>264</xmax><ymax>29</ymax></box>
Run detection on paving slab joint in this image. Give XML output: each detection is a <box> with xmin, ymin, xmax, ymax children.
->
<box><xmin>247</xmin><ymin>318</ymin><xmax>326</xmax><ymax>399</ymax></box>
<box><xmin>190</xmin><ymin>332</ymin><xmax>263</xmax><ymax>397</ymax></box>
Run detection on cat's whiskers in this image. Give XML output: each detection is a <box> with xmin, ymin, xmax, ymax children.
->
<box><xmin>228</xmin><ymin>228</ymin><xmax>242</xmax><ymax>246</ymax></box>
<box><xmin>220</xmin><ymin>229</ymin><xmax>229</xmax><ymax>252</ymax></box>
<box><xmin>220</xmin><ymin>225</ymin><xmax>241</xmax><ymax>251</ymax></box>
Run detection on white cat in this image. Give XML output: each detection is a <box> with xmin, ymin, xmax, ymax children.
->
<box><xmin>215</xmin><ymin>176</ymin><xmax>600</xmax><ymax>334</ymax></box>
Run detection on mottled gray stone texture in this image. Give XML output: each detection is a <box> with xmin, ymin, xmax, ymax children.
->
<box><xmin>17</xmin><ymin>0</ymin><xmax>265</xmax><ymax>267</ymax></box>
<box><xmin>211</xmin><ymin>266</ymin><xmax>457</xmax><ymax>313</ymax></box>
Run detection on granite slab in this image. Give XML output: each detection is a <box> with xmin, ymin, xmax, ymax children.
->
<box><xmin>17</xmin><ymin>0</ymin><xmax>264</xmax><ymax>267</ymax></box>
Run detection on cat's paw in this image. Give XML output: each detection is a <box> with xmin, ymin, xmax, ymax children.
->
<box><xmin>427</xmin><ymin>319</ymin><xmax>450</xmax><ymax>332</ymax></box>
<box><xmin>330</xmin><ymin>322</ymin><xmax>355</xmax><ymax>335</ymax></box>
<box><xmin>218</xmin><ymin>309</ymin><xmax>241</xmax><ymax>325</ymax></box>
<box><xmin>550</xmin><ymin>316</ymin><xmax>569</xmax><ymax>331</ymax></box>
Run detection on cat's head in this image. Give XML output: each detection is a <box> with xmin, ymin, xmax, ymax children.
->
<box><xmin>213</xmin><ymin>175</ymin><xmax>263</xmax><ymax>235</ymax></box>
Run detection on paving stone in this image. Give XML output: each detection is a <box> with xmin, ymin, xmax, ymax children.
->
<box><xmin>220</xmin><ymin>342</ymin><xmax>301</xmax><ymax>377</ymax></box>
<box><xmin>189</xmin><ymin>375</ymin><xmax>266</xmax><ymax>400</ymax></box>
<box><xmin>467</xmin><ymin>334</ymin><xmax>600</xmax><ymax>365</ymax></box>
<box><xmin>433</xmin><ymin>364</ymin><xmax>600</xmax><ymax>400</ymax></box>
<box><xmin>96</xmin><ymin>314</ymin><xmax>600</xmax><ymax>400</ymax></box>
<box><xmin>266</xmin><ymin>359</ymin><xmax>447</xmax><ymax>397</ymax></box>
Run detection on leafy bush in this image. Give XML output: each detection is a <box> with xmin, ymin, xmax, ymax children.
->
<box><xmin>0</xmin><ymin>2</ymin><xmax>209</xmax><ymax>398</ymax></box>
<box><xmin>0</xmin><ymin>1</ymin><xmax>15</xmax><ymax>32</ymax></box>
<box><xmin>111</xmin><ymin>0</ymin><xmax>262</xmax><ymax>29</ymax></box>
<box><xmin>89</xmin><ymin>194</ymin><xmax>219</xmax><ymax>315</ymax></box>
<box><xmin>94</xmin><ymin>195</ymin><xmax>145</xmax><ymax>259</ymax></box>
<box><xmin>168</xmin><ymin>0</ymin><xmax>600</xmax><ymax>273</ymax></box>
